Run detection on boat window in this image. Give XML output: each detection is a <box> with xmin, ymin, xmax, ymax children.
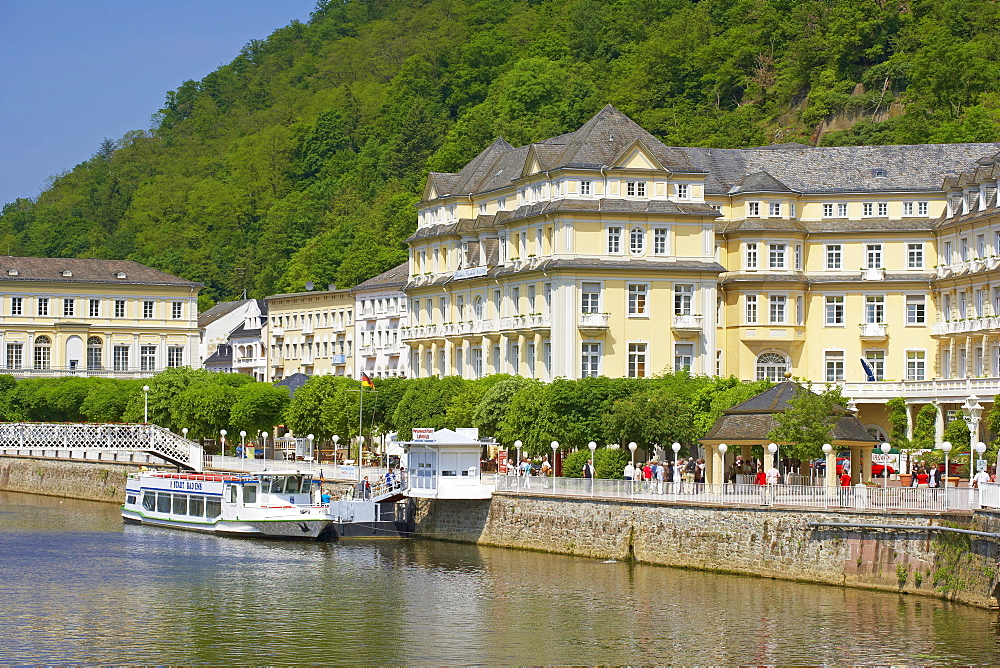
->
<box><xmin>189</xmin><ymin>495</ymin><xmax>204</xmax><ymax>517</ymax></box>
<box><xmin>172</xmin><ymin>494</ymin><xmax>187</xmax><ymax>515</ymax></box>
<box><xmin>142</xmin><ymin>492</ymin><xmax>155</xmax><ymax>511</ymax></box>
<box><xmin>242</xmin><ymin>485</ymin><xmax>257</xmax><ymax>505</ymax></box>
<box><xmin>126</xmin><ymin>494</ymin><xmax>137</xmax><ymax>505</ymax></box>
<box><xmin>156</xmin><ymin>492</ymin><xmax>170</xmax><ymax>513</ymax></box>
<box><xmin>286</xmin><ymin>476</ymin><xmax>303</xmax><ymax>493</ymax></box>
<box><xmin>229</xmin><ymin>485</ymin><xmax>238</xmax><ymax>503</ymax></box>
<box><xmin>206</xmin><ymin>498</ymin><xmax>221</xmax><ymax>519</ymax></box>
<box><xmin>269</xmin><ymin>477</ymin><xmax>285</xmax><ymax>493</ymax></box>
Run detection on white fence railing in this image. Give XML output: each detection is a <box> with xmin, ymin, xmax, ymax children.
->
<box><xmin>494</xmin><ymin>477</ymin><xmax>985</xmax><ymax>511</ymax></box>
<box><xmin>0</xmin><ymin>422</ymin><xmax>204</xmax><ymax>471</ymax></box>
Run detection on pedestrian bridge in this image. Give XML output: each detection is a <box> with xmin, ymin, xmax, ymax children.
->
<box><xmin>0</xmin><ymin>422</ymin><xmax>204</xmax><ymax>471</ymax></box>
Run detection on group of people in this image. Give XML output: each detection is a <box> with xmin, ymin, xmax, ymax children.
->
<box><xmin>505</xmin><ymin>455</ymin><xmax>553</xmax><ymax>489</ymax></box>
<box><xmin>623</xmin><ymin>458</ymin><xmax>709</xmax><ymax>492</ymax></box>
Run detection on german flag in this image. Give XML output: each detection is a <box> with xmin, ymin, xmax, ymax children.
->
<box><xmin>361</xmin><ymin>372</ymin><xmax>375</xmax><ymax>390</ymax></box>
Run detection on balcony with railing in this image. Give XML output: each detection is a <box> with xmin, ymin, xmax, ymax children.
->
<box><xmin>271</xmin><ymin>326</ymin><xmax>284</xmax><ymax>337</ymax></box>
<box><xmin>841</xmin><ymin>377</ymin><xmax>1000</xmax><ymax>401</ymax></box>
<box><xmin>359</xmin><ymin>344</ymin><xmax>376</xmax><ymax>357</ymax></box>
<box><xmin>300</xmin><ymin>322</ymin><xmax>314</xmax><ymax>336</ymax></box>
<box><xmin>578</xmin><ymin>312</ymin><xmax>610</xmax><ymax>333</ymax></box>
<box><xmin>859</xmin><ymin>322</ymin><xmax>888</xmax><ymax>340</ymax></box>
<box><xmin>0</xmin><ymin>366</ymin><xmax>164</xmax><ymax>379</ymax></box>
<box><xmin>672</xmin><ymin>314</ymin><xmax>704</xmax><ymax>335</ymax></box>
<box><xmin>932</xmin><ymin>316</ymin><xmax>1000</xmax><ymax>336</ymax></box>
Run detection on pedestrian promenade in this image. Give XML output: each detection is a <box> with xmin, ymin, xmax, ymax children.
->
<box><xmin>494</xmin><ymin>475</ymin><xmax>997</xmax><ymax>512</ymax></box>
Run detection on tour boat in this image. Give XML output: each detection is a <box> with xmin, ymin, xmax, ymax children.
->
<box><xmin>122</xmin><ymin>469</ymin><xmax>337</xmax><ymax>540</ymax></box>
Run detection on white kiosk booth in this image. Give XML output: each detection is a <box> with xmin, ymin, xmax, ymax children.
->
<box><xmin>403</xmin><ymin>428</ymin><xmax>492</xmax><ymax>499</ymax></box>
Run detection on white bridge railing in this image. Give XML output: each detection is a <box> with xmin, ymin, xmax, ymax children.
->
<box><xmin>0</xmin><ymin>423</ymin><xmax>204</xmax><ymax>471</ymax></box>
<box><xmin>495</xmin><ymin>477</ymin><xmax>986</xmax><ymax>512</ymax></box>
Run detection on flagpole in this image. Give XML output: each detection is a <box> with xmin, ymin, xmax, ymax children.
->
<box><xmin>358</xmin><ymin>383</ymin><xmax>364</xmax><ymax>483</ymax></box>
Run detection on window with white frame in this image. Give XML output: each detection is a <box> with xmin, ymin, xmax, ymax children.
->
<box><xmin>906</xmin><ymin>295</ymin><xmax>926</xmax><ymax>324</ymax></box>
<box><xmin>526</xmin><ymin>341</ymin><xmax>535</xmax><ymax>377</ymax></box>
<box><xmin>629</xmin><ymin>343</ymin><xmax>648</xmax><ymax>377</ymax></box>
<box><xmin>37</xmin><ymin>297</ymin><xmax>48</xmax><ymax>316</ymax></box>
<box><xmin>769</xmin><ymin>202</ymin><xmax>780</xmax><ymax>217</ymax></box>
<box><xmin>866</xmin><ymin>244</ymin><xmax>883</xmax><ymax>269</ymax></box>
<box><xmin>63</xmin><ymin>298</ymin><xmax>74</xmax><ymax>317</ymax></box>
<box><xmin>903</xmin><ymin>202</ymin><xmax>914</xmax><ymax>216</ymax></box>
<box><xmin>653</xmin><ymin>228</ymin><xmax>668</xmax><ymax>254</ymax></box>
<box><xmin>676</xmin><ymin>183</ymin><xmax>688</xmax><ymax>199</ymax></box>
<box><xmin>580</xmin><ymin>180</ymin><xmax>591</xmax><ymax>195</ymax></box>
<box><xmin>629</xmin><ymin>227</ymin><xmax>645</xmax><ymax>255</ymax></box>
<box><xmin>865</xmin><ymin>351</ymin><xmax>885</xmax><ymax>380</ymax></box>
<box><xmin>89</xmin><ymin>299</ymin><xmax>100</xmax><ymax>317</ymax></box>
<box><xmin>746</xmin><ymin>295</ymin><xmax>758</xmax><ymax>324</ymax></box>
<box><xmin>960</xmin><ymin>237</ymin><xmax>969</xmax><ymax>261</ymax></box>
<box><xmin>825</xmin><ymin>351</ymin><xmax>845</xmax><ymax>382</ymax></box>
<box><xmin>976</xmin><ymin>288</ymin><xmax>985</xmax><ymax>317</ymax></box>
<box><xmin>166</xmin><ymin>346</ymin><xmax>182</xmax><ymax>368</ymax></box>
<box><xmin>917</xmin><ymin>201</ymin><xmax>928</xmax><ymax>216</ymax></box>
<box><xmin>745</xmin><ymin>242</ymin><xmax>758</xmax><ymax>269</ymax></box>
<box><xmin>628</xmin><ymin>284</ymin><xmax>648</xmax><ymax>316</ymax></box>
<box><xmin>140</xmin><ymin>345</ymin><xmax>156</xmax><ymax>372</ymax></box>
<box><xmin>581</xmin><ymin>342</ymin><xmax>601</xmax><ymax>377</ymax></box>
<box><xmin>907</xmin><ymin>243</ymin><xmax>924</xmax><ymax>268</ymax></box>
<box><xmin>906</xmin><ymin>350</ymin><xmax>926</xmax><ymax>380</ymax></box>
<box><xmin>171</xmin><ymin>301</ymin><xmax>183</xmax><ymax>319</ymax></box>
<box><xmin>769</xmin><ymin>243</ymin><xmax>786</xmax><ymax>269</ymax></box>
<box><xmin>795</xmin><ymin>244</ymin><xmax>802</xmax><ymax>270</ymax></box>
<box><xmin>756</xmin><ymin>352</ymin><xmax>788</xmax><ymax>381</ymax></box>
<box><xmin>33</xmin><ymin>336</ymin><xmax>51</xmax><ymax>369</ymax></box>
<box><xmin>823</xmin><ymin>203</ymin><xmax>834</xmax><ymax>217</ymax></box>
<box><xmin>865</xmin><ymin>295</ymin><xmax>885</xmax><ymax>323</ymax></box>
<box><xmin>837</xmin><ymin>203</ymin><xmax>848</xmax><ymax>217</ymax></box>
<box><xmin>6</xmin><ymin>343</ymin><xmax>22</xmax><ymax>369</ymax></box>
<box><xmin>769</xmin><ymin>295</ymin><xmax>786</xmax><ymax>323</ymax></box>
<box><xmin>748</xmin><ymin>201</ymin><xmax>760</xmax><ymax>217</ymax></box>
<box><xmin>581</xmin><ymin>282</ymin><xmax>601</xmax><ymax>314</ymax></box>
<box><xmin>826</xmin><ymin>244</ymin><xmax>842</xmax><ymax>270</ymax></box>
<box><xmin>626</xmin><ymin>181</ymin><xmax>645</xmax><ymax>197</ymax></box>
<box><xmin>674</xmin><ymin>343</ymin><xmax>693</xmax><ymax>372</ymax></box>
<box><xmin>10</xmin><ymin>297</ymin><xmax>21</xmax><ymax>316</ymax></box>
<box><xmin>943</xmin><ymin>240</ymin><xmax>952</xmax><ymax>264</ymax></box>
<box><xmin>607</xmin><ymin>227</ymin><xmax>622</xmax><ymax>254</ymax></box>
<box><xmin>877</xmin><ymin>202</ymin><xmax>888</xmax><ymax>216</ymax></box>
<box><xmin>142</xmin><ymin>300</ymin><xmax>154</xmax><ymax>318</ymax></box>
<box><xmin>674</xmin><ymin>284</ymin><xmax>693</xmax><ymax>315</ymax></box>
<box><xmin>825</xmin><ymin>296</ymin><xmax>844</xmax><ymax>325</ymax></box>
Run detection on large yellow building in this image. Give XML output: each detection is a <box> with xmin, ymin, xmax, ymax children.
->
<box><xmin>265</xmin><ymin>286</ymin><xmax>355</xmax><ymax>380</ymax></box>
<box><xmin>0</xmin><ymin>256</ymin><xmax>201</xmax><ymax>376</ymax></box>
<box><xmin>405</xmin><ymin>106</ymin><xmax>1000</xmax><ymax>444</ymax></box>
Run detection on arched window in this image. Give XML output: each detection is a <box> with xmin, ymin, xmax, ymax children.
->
<box><xmin>473</xmin><ymin>295</ymin><xmax>484</xmax><ymax>320</ymax></box>
<box><xmin>756</xmin><ymin>352</ymin><xmax>788</xmax><ymax>381</ymax></box>
<box><xmin>87</xmin><ymin>336</ymin><xmax>103</xmax><ymax>370</ymax></box>
<box><xmin>865</xmin><ymin>425</ymin><xmax>888</xmax><ymax>442</ymax></box>
<box><xmin>34</xmin><ymin>335</ymin><xmax>51</xmax><ymax>370</ymax></box>
<box><xmin>630</xmin><ymin>227</ymin><xmax>645</xmax><ymax>255</ymax></box>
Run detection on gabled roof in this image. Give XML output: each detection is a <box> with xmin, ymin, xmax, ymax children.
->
<box><xmin>354</xmin><ymin>261</ymin><xmax>409</xmax><ymax>291</ymax></box>
<box><xmin>197</xmin><ymin>298</ymin><xmax>262</xmax><ymax>329</ymax></box>
<box><xmin>728</xmin><ymin>170</ymin><xmax>795</xmax><ymax>194</ymax></box>
<box><xmin>274</xmin><ymin>372</ymin><xmax>310</xmax><ymax>397</ymax></box>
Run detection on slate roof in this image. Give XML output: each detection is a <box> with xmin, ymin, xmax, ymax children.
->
<box><xmin>424</xmin><ymin>106</ymin><xmax>1000</xmax><ymax>202</ymax></box>
<box><xmin>700</xmin><ymin>381</ymin><xmax>878</xmax><ymax>445</ymax></box>
<box><xmin>354</xmin><ymin>262</ymin><xmax>409</xmax><ymax>291</ymax></box>
<box><xmin>197</xmin><ymin>298</ymin><xmax>266</xmax><ymax>329</ymax></box>
<box><xmin>274</xmin><ymin>372</ymin><xmax>310</xmax><ymax>397</ymax></box>
<box><xmin>0</xmin><ymin>256</ymin><xmax>201</xmax><ymax>287</ymax></box>
<box><xmin>204</xmin><ymin>344</ymin><xmax>232</xmax><ymax>365</ymax></box>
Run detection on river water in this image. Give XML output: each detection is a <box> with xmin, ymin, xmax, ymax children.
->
<box><xmin>2</xmin><ymin>491</ymin><xmax>999</xmax><ymax>665</ymax></box>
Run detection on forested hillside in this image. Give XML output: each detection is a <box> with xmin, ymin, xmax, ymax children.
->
<box><xmin>4</xmin><ymin>0</ymin><xmax>1000</xmax><ymax>306</ymax></box>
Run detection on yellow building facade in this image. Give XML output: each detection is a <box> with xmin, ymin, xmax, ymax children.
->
<box><xmin>405</xmin><ymin>106</ymin><xmax>1000</xmax><ymax>444</ymax></box>
<box><xmin>265</xmin><ymin>287</ymin><xmax>354</xmax><ymax>380</ymax></box>
<box><xmin>0</xmin><ymin>256</ymin><xmax>201</xmax><ymax>377</ymax></box>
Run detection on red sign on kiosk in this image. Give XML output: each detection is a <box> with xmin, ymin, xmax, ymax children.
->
<box><xmin>498</xmin><ymin>450</ymin><xmax>509</xmax><ymax>475</ymax></box>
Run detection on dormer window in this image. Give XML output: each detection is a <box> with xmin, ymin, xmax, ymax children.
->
<box><xmin>626</xmin><ymin>181</ymin><xmax>645</xmax><ymax>197</ymax></box>
<box><xmin>116</xmin><ymin>272</ymin><xmax>127</xmax><ymax>279</ymax></box>
<box><xmin>873</xmin><ymin>169</ymin><xmax>886</xmax><ymax>177</ymax></box>
<box><xmin>7</xmin><ymin>269</ymin><xmax>17</xmax><ymax>276</ymax></box>
<box><xmin>676</xmin><ymin>184</ymin><xmax>688</xmax><ymax>199</ymax></box>
<box><xmin>62</xmin><ymin>270</ymin><xmax>73</xmax><ymax>277</ymax></box>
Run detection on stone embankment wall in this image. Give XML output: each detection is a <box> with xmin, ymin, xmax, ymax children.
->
<box><xmin>0</xmin><ymin>456</ymin><xmax>133</xmax><ymax>503</ymax></box>
<box><xmin>411</xmin><ymin>494</ymin><xmax>1000</xmax><ymax>609</ymax></box>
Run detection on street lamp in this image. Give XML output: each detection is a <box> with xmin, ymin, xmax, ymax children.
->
<box><xmin>768</xmin><ymin>442</ymin><xmax>778</xmax><ymax>473</ymax></box>
<box><xmin>822</xmin><ymin>443</ymin><xmax>834</xmax><ymax>489</ymax></box>
<box><xmin>718</xmin><ymin>443</ymin><xmax>728</xmax><ymax>488</ymax></box>
<box><xmin>308</xmin><ymin>433</ymin><xmax>315</xmax><ymax>464</ymax></box>
<box><xmin>514</xmin><ymin>440</ymin><xmax>523</xmax><ymax>477</ymax></box>
<box><xmin>941</xmin><ymin>441</ymin><xmax>952</xmax><ymax>491</ymax></box>
<box><xmin>219</xmin><ymin>429</ymin><xmax>227</xmax><ymax>457</ymax></box>
<box><xmin>880</xmin><ymin>442</ymin><xmax>891</xmax><ymax>488</ymax></box>
<box><xmin>260</xmin><ymin>432</ymin><xmax>267</xmax><ymax>461</ymax></box>
<box><xmin>588</xmin><ymin>441</ymin><xmax>597</xmax><ymax>493</ymax></box>
<box><xmin>142</xmin><ymin>385</ymin><xmax>150</xmax><ymax>423</ymax></box>
<box><xmin>628</xmin><ymin>441</ymin><xmax>638</xmax><ymax>468</ymax></box>
<box><xmin>333</xmin><ymin>435</ymin><xmax>340</xmax><ymax>463</ymax></box>
<box><xmin>962</xmin><ymin>394</ymin><xmax>983</xmax><ymax>478</ymax></box>
<box><xmin>181</xmin><ymin>427</ymin><xmax>188</xmax><ymax>440</ymax></box>
<box><xmin>240</xmin><ymin>430</ymin><xmax>247</xmax><ymax>458</ymax></box>
<box><xmin>974</xmin><ymin>440</ymin><xmax>987</xmax><ymax>477</ymax></box>
<box><xmin>550</xmin><ymin>441</ymin><xmax>559</xmax><ymax>490</ymax></box>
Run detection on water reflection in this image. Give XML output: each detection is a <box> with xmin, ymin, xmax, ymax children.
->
<box><xmin>1</xmin><ymin>491</ymin><xmax>998</xmax><ymax>664</ymax></box>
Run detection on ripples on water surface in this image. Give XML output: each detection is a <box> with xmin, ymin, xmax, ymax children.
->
<box><xmin>1</xmin><ymin>490</ymin><xmax>999</xmax><ymax>664</ymax></box>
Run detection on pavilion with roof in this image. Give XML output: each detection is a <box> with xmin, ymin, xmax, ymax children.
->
<box><xmin>699</xmin><ymin>380</ymin><xmax>879</xmax><ymax>486</ymax></box>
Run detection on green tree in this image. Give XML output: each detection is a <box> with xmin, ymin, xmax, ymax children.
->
<box><xmin>769</xmin><ymin>382</ymin><xmax>847</xmax><ymax>461</ymax></box>
<box><xmin>229</xmin><ymin>383</ymin><xmax>290</xmax><ymax>435</ymax></box>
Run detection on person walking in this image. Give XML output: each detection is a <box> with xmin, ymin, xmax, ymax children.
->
<box><xmin>623</xmin><ymin>460</ymin><xmax>635</xmax><ymax>495</ymax></box>
<box><xmin>540</xmin><ymin>455</ymin><xmax>552</xmax><ymax>489</ymax></box>
<box><xmin>583</xmin><ymin>459</ymin><xmax>595</xmax><ymax>493</ymax></box>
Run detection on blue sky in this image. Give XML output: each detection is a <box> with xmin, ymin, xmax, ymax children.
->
<box><xmin>0</xmin><ymin>0</ymin><xmax>318</xmax><ymax>206</ymax></box>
